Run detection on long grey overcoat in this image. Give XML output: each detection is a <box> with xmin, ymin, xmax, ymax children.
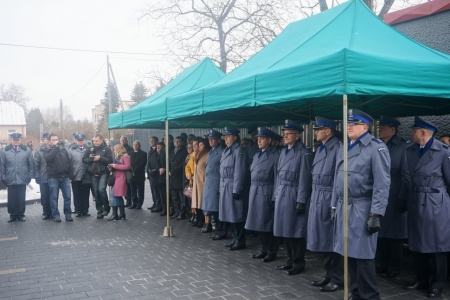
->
<box><xmin>245</xmin><ymin>146</ymin><xmax>279</xmax><ymax>232</ymax></box>
<box><xmin>378</xmin><ymin>135</ymin><xmax>410</xmax><ymax>239</ymax></box>
<box><xmin>273</xmin><ymin>140</ymin><xmax>312</xmax><ymax>238</ymax></box>
<box><xmin>332</xmin><ymin>133</ymin><xmax>390</xmax><ymax>259</ymax></box>
<box><xmin>219</xmin><ymin>142</ymin><xmax>249</xmax><ymax>223</ymax></box>
<box><xmin>0</xmin><ymin>144</ymin><xmax>34</xmax><ymax>185</ymax></box>
<box><xmin>201</xmin><ymin>145</ymin><xmax>223</xmax><ymax>212</ymax></box>
<box><xmin>67</xmin><ymin>144</ymin><xmax>88</xmax><ymax>181</ymax></box>
<box><xmin>307</xmin><ymin>136</ymin><xmax>340</xmax><ymax>252</ymax></box>
<box><xmin>405</xmin><ymin>138</ymin><xmax>450</xmax><ymax>253</ymax></box>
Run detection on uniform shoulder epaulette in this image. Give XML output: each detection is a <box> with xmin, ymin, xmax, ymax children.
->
<box><xmin>238</xmin><ymin>147</ymin><xmax>247</xmax><ymax>155</ymax></box>
<box><xmin>372</xmin><ymin>138</ymin><xmax>383</xmax><ymax>144</ymax></box>
<box><xmin>19</xmin><ymin>144</ymin><xmax>27</xmax><ymax>151</ymax></box>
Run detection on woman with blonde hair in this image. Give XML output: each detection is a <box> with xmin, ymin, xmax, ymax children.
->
<box><xmin>107</xmin><ymin>144</ymin><xmax>131</xmax><ymax>221</ymax></box>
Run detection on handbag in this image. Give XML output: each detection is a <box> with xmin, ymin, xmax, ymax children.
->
<box><xmin>183</xmin><ymin>179</ymin><xmax>193</xmax><ymax>199</ymax></box>
<box><xmin>125</xmin><ymin>169</ymin><xmax>134</xmax><ymax>184</ymax></box>
<box><xmin>81</xmin><ymin>172</ymin><xmax>92</xmax><ymax>186</ymax></box>
<box><xmin>107</xmin><ymin>171</ymin><xmax>115</xmax><ymax>187</ymax></box>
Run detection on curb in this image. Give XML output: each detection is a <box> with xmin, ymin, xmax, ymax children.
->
<box><xmin>0</xmin><ymin>198</ymin><xmax>41</xmax><ymax>208</ymax></box>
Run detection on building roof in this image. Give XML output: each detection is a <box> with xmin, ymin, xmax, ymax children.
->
<box><xmin>0</xmin><ymin>100</ymin><xmax>26</xmax><ymax>125</ymax></box>
<box><xmin>384</xmin><ymin>0</ymin><xmax>450</xmax><ymax>25</ymax></box>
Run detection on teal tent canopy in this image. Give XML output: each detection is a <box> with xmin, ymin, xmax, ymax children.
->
<box><xmin>164</xmin><ymin>0</ymin><xmax>450</xmax><ymax>128</ymax></box>
<box><xmin>108</xmin><ymin>58</ymin><xmax>225</xmax><ymax>129</ymax></box>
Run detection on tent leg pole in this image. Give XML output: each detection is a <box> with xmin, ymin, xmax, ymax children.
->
<box><xmin>343</xmin><ymin>94</ymin><xmax>349</xmax><ymax>299</ymax></box>
<box><xmin>163</xmin><ymin>120</ymin><xmax>173</xmax><ymax>237</ymax></box>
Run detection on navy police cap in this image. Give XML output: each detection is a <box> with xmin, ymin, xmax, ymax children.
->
<box><xmin>281</xmin><ymin>119</ymin><xmax>304</xmax><ymax>133</ymax></box>
<box><xmin>10</xmin><ymin>133</ymin><xmax>22</xmax><ymax>139</ymax></box>
<box><xmin>42</xmin><ymin>132</ymin><xmax>50</xmax><ymax>139</ymax></box>
<box><xmin>75</xmin><ymin>133</ymin><xmax>86</xmax><ymax>141</ymax></box>
<box><xmin>224</xmin><ymin>127</ymin><xmax>240</xmax><ymax>136</ymax></box>
<box><xmin>256</xmin><ymin>127</ymin><xmax>276</xmax><ymax>138</ymax></box>
<box><xmin>208</xmin><ymin>130</ymin><xmax>223</xmax><ymax>139</ymax></box>
<box><xmin>312</xmin><ymin>116</ymin><xmax>339</xmax><ymax>129</ymax></box>
<box><xmin>379</xmin><ymin>117</ymin><xmax>400</xmax><ymax>128</ymax></box>
<box><xmin>412</xmin><ymin>116</ymin><xmax>437</xmax><ymax>133</ymax></box>
<box><xmin>248</xmin><ymin>127</ymin><xmax>258</xmax><ymax>135</ymax></box>
<box><xmin>348</xmin><ymin>109</ymin><xmax>373</xmax><ymax>126</ymax></box>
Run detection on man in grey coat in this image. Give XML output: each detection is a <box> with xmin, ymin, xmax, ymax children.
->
<box><xmin>403</xmin><ymin>117</ymin><xmax>450</xmax><ymax>299</ymax></box>
<box><xmin>0</xmin><ymin>133</ymin><xmax>34</xmax><ymax>222</ymax></box>
<box><xmin>35</xmin><ymin>132</ymin><xmax>53</xmax><ymax>219</ymax></box>
<box><xmin>202</xmin><ymin>130</ymin><xmax>226</xmax><ymax>240</ymax></box>
<box><xmin>245</xmin><ymin>127</ymin><xmax>280</xmax><ymax>262</ymax></box>
<box><xmin>307</xmin><ymin>117</ymin><xmax>343</xmax><ymax>292</ymax></box>
<box><xmin>274</xmin><ymin>119</ymin><xmax>313</xmax><ymax>275</ymax></box>
<box><xmin>332</xmin><ymin>109</ymin><xmax>390</xmax><ymax>300</ymax></box>
<box><xmin>219</xmin><ymin>127</ymin><xmax>249</xmax><ymax>251</ymax></box>
<box><xmin>376</xmin><ymin>118</ymin><xmax>410</xmax><ymax>279</ymax></box>
<box><xmin>67</xmin><ymin>133</ymin><xmax>90</xmax><ymax>217</ymax></box>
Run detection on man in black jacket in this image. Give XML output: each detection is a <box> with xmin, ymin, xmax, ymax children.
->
<box><xmin>129</xmin><ymin>140</ymin><xmax>147</xmax><ymax>209</ymax></box>
<box><xmin>82</xmin><ymin>133</ymin><xmax>113</xmax><ymax>218</ymax></box>
<box><xmin>169</xmin><ymin>137</ymin><xmax>188</xmax><ymax>220</ymax></box>
<box><xmin>43</xmin><ymin>133</ymin><xmax>73</xmax><ymax>222</ymax></box>
<box><xmin>147</xmin><ymin>136</ymin><xmax>161</xmax><ymax>212</ymax></box>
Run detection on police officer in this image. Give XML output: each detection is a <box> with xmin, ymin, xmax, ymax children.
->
<box><xmin>35</xmin><ymin>133</ymin><xmax>53</xmax><ymax>219</ymax></box>
<box><xmin>332</xmin><ymin>109</ymin><xmax>390</xmax><ymax>300</ymax></box>
<box><xmin>307</xmin><ymin>117</ymin><xmax>344</xmax><ymax>292</ymax></box>
<box><xmin>203</xmin><ymin>130</ymin><xmax>226</xmax><ymax>240</ymax></box>
<box><xmin>376</xmin><ymin>118</ymin><xmax>410</xmax><ymax>278</ymax></box>
<box><xmin>67</xmin><ymin>133</ymin><xmax>90</xmax><ymax>217</ymax></box>
<box><xmin>245</xmin><ymin>127</ymin><xmax>280</xmax><ymax>262</ymax></box>
<box><xmin>403</xmin><ymin>117</ymin><xmax>450</xmax><ymax>298</ymax></box>
<box><xmin>246</xmin><ymin>127</ymin><xmax>259</xmax><ymax>165</ymax></box>
<box><xmin>274</xmin><ymin>120</ymin><xmax>313</xmax><ymax>275</ymax></box>
<box><xmin>220</xmin><ymin>127</ymin><xmax>249</xmax><ymax>251</ymax></box>
<box><xmin>0</xmin><ymin>133</ymin><xmax>34</xmax><ymax>222</ymax></box>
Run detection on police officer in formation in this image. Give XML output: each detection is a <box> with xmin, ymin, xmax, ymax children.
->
<box><xmin>332</xmin><ymin>109</ymin><xmax>390</xmax><ymax>300</ymax></box>
<box><xmin>245</xmin><ymin>127</ymin><xmax>280</xmax><ymax>262</ymax></box>
<box><xmin>307</xmin><ymin>117</ymin><xmax>344</xmax><ymax>292</ymax></box>
<box><xmin>274</xmin><ymin>120</ymin><xmax>313</xmax><ymax>275</ymax></box>
<box><xmin>404</xmin><ymin>117</ymin><xmax>450</xmax><ymax>298</ymax></box>
<box><xmin>0</xmin><ymin>133</ymin><xmax>34</xmax><ymax>222</ymax></box>
<box><xmin>34</xmin><ymin>132</ymin><xmax>53</xmax><ymax>219</ymax></box>
<box><xmin>220</xmin><ymin>127</ymin><xmax>249</xmax><ymax>251</ymax></box>
<box><xmin>376</xmin><ymin>118</ymin><xmax>410</xmax><ymax>278</ymax></box>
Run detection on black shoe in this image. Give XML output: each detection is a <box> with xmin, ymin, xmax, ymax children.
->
<box><xmin>159</xmin><ymin>210</ymin><xmax>167</xmax><ymax>216</ymax></box>
<box><xmin>381</xmin><ymin>271</ymin><xmax>400</xmax><ymax>278</ymax></box>
<box><xmin>151</xmin><ymin>207</ymin><xmax>162</xmax><ymax>213</ymax></box>
<box><xmin>17</xmin><ymin>216</ymin><xmax>26</xmax><ymax>222</ymax></box>
<box><xmin>54</xmin><ymin>218</ymin><xmax>61</xmax><ymax>222</ymax></box>
<box><xmin>224</xmin><ymin>241</ymin><xmax>235</xmax><ymax>247</ymax></box>
<box><xmin>97</xmin><ymin>213</ymin><xmax>104</xmax><ymax>219</ymax></box>
<box><xmin>252</xmin><ymin>252</ymin><xmax>268</xmax><ymax>259</ymax></box>
<box><xmin>320</xmin><ymin>283</ymin><xmax>342</xmax><ymax>292</ymax></box>
<box><xmin>136</xmin><ymin>207</ymin><xmax>142</xmax><ymax>210</ymax></box>
<box><xmin>404</xmin><ymin>281</ymin><xmax>428</xmax><ymax>291</ymax></box>
<box><xmin>72</xmin><ymin>210</ymin><xmax>77</xmax><ymax>214</ymax></box>
<box><xmin>66</xmin><ymin>217</ymin><xmax>73</xmax><ymax>221</ymax></box>
<box><xmin>176</xmin><ymin>214</ymin><xmax>186</xmax><ymax>220</ymax></box>
<box><xmin>288</xmin><ymin>267</ymin><xmax>304</xmax><ymax>275</ymax></box>
<box><xmin>82</xmin><ymin>213</ymin><xmax>91</xmax><ymax>217</ymax></box>
<box><xmin>75</xmin><ymin>213</ymin><xmax>82</xmax><ymax>217</ymax></box>
<box><xmin>262</xmin><ymin>254</ymin><xmax>277</xmax><ymax>263</ymax></box>
<box><xmin>427</xmin><ymin>288</ymin><xmax>442</xmax><ymax>298</ymax></box>
<box><xmin>7</xmin><ymin>217</ymin><xmax>16</xmax><ymax>223</ymax></box>
<box><xmin>311</xmin><ymin>277</ymin><xmax>331</xmax><ymax>287</ymax></box>
<box><xmin>148</xmin><ymin>204</ymin><xmax>156</xmax><ymax>210</ymax></box>
<box><xmin>170</xmin><ymin>213</ymin><xmax>179</xmax><ymax>219</ymax></box>
<box><xmin>212</xmin><ymin>234</ymin><xmax>226</xmax><ymax>240</ymax></box>
<box><xmin>42</xmin><ymin>215</ymin><xmax>51</xmax><ymax>220</ymax></box>
<box><xmin>124</xmin><ymin>203</ymin><xmax>131</xmax><ymax>207</ymax></box>
<box><xmin>201</xmin><ymin>223</ymin><xmax>212</xmax><ymax>233</ymax></box>
<box><xmin>188</xmin><ymin>214</ymin><xmax>195</xmax><ymax>223</ymax></box>
<box><xmin>118</xmin><ymin>206</ymin><xmax>126</xmax><ymax>220</ymax></box>
<box><xmin>276</xmin><ymin>264</ymin><xmax>292</xmax><ymax>271</ymax></box>
<box><xmin>230</xmin><ymin>244</ymin><xmax>246</xmax><ymax>251</ymax></box>
<box><xmin>128</xmin><ymin>206</ymin><xmax>137</xmax><ymax>209</ymax></box>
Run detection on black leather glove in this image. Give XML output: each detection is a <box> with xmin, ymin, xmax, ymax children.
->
<box><xmin>330</xmin><ymin>208</ymin><xmax>336</xmax><ymax>223</ymax></box>
<box><xmin>232</xmin><ymin>193</ymin><xmax>240</xmax><ymax>200</ymax></box>
<box><xmin>397</xmin><ymin>198</ymin><xmax>407</xmax><ymax>213</ymax></box>
<box><xmin>269</xmin><ymin>200</ymin><xmax>275</xmax><ymax>211</ymax></box>
<box><xmin>367</xmin><ymin>215</ymin><xmax>380</xmax><ymax>235</ymax></box>
<box><xmin>296</xmin><ymin>203</ymin><xmax>305</xmax><ymax>216</ymax></box>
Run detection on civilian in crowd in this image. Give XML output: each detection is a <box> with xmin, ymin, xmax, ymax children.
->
<box><xmin>157</xmin><ymin>142</ymin><xmax>169</xmax><ymax>216</ymax></box>
<box><xmin>67</xmin><ymin>133</ymin><xmax>91</xmax><ymax>217</ymax></box>
<box><xmin>107</xmin><ymin>144</ymin><xmax>131</xmax><ymax>221</ymax></box>
<box><xmin>186</xmin><ymin>138</ymin><xmax>199</xmax><ymax>224</ymax></box>
<box><xmin>129</xmin><ymin>140</ymin><xmax>147</xmax><ymax>209</ymax></box>
<box><xmin>0</xmin><ymin>133</ymin><xmax>34</xmax><ymax>222</ymax></box>
<box><xmin>169</xmin><ymin>137</ymin><xmax>188</xmax><ymax>220</ymax></box>
<box><xmin>147</xmin><ymin>136</ymin><xmax>161</xmax><ymax>212</ymax></box>
<box><xmin>194</xmin><ymin>139</ymin><xmax>211</xmax><ymax>232</ymax></box>
<box><xmin>184</xmin><ymin>141</ymin><xmax>194</xmax><ymax>221</ymax></box>
<box><xmin>439</xmin><ymin>134</ymin><xmax>450</xmax><ymax>145</ymax></box>
<box><xmin>43</xmin><ymin>133</ymin><xmax>74</xmax><ymax>223</ymax></box>
<box><xmin>34</xmin><ymin>133</ymin><xmax>53</xmax><ymax>220</ymax></box>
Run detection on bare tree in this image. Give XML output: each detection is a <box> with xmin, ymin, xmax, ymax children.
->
<box><xmin>140</xmin><ymin>0</ymin><xmax>291</xmax><ymax>73</ymax></box>
<box><xmin>0</xmin><ymin>83</ymin><xmax>29</xmax><ymax>111</ymax></box>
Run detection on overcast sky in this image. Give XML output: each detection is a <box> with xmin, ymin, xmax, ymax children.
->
<box><xmin>0</xmin><ymin>0</ymin><xmax>171</xmax><ymax>121</ymax></box>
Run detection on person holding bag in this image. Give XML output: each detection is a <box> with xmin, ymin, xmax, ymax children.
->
<box><xmin>107</xmin><ymin>144</ymin><xmax>131</xmax><ymax>221</ymax></box>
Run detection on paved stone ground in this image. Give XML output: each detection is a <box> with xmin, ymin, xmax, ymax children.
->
<box><xmin>0</xmin><ymin>186</ymin><xmax>448</xmax><ymax>300</ymax></box>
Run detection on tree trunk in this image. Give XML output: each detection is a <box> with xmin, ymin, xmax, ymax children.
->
<box><xmin>378</xmin><ymin>0</ymin><xmax>395</xmax><ymax>20</ymax></box>
<box><xmin>318</xmin><ymin>0</ymin><xmax>329</xmax><ymax>12</ymax></box>
<box><xmin>363</xmin><ymin>0</ymin><xmax>373</xmax><ymax>10</ymax></box>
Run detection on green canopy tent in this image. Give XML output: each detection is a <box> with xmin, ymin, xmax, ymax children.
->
<box><xmin>108</xmin><ymin>57</ymin><xmax>225</xmax><ymax>130</ymax></box>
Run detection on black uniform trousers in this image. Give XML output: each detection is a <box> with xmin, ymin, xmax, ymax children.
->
<box><xmin>323</xmin><ymin>252</ymin><xmax>344</xmax><ymax>286</ymax></box>
<box><xmin>171</xmin><ymin>188</ymin><xmax>184</xmax><ymax>215</ymax></box>
<box><xmin>283</xmin><ymin>237</ymin><xmax>306</xmax><ymax>269</ymax></box>
<box><xmin>40</xmin><ymin>182</ymin><xmax>52</xmax><ymax>217</ymax></box>
<box><xmin>212</xmin><ymin>212</ymin><xmax>228</xmax><ymax>237</ymax></box>
<box><xmin>259</xmin><ymin>232</ymin><xmax>280</xmax><ymax>255</ymax></box>
<box><xmin>130</xmin><ymin>180</ymin><xmax>145</xmax><ymax>208</ymax></box>
<box><xmin>414</xmin><ymin>251</ymin><xmax>447</xmax><ymax>290</ymax></box>
<box><xmin>150</xmin><ymin>184</ymin><xmax>161</xmax><ymax>208</ymax></box>
<box><xmin>7</xmin><ymin>184</ymin><xmax>26</xmax><ymax>218</ymax></box>
<box><xmin>71</xmin><ymin>181</ymin><xmax>90</xmax><ymax>214</ymax></box>
<box><xmin>348</xmin><ymin>257</ymin><xmax>380</xmax><ymax>300</ymax></box>
<box><xmin>230</xmin><ymin>222</ymin><xmax>246</xmax><ymax>246</ymax></box>
<box><xmin>159</xmin><ymin>185</ymin><xmax>168</xmax><ymax>211</ymax></box>
<box><xmin>377</xmin><ymin>238</ymin><xmax>403</xmax><ymax>274</ymax></box>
